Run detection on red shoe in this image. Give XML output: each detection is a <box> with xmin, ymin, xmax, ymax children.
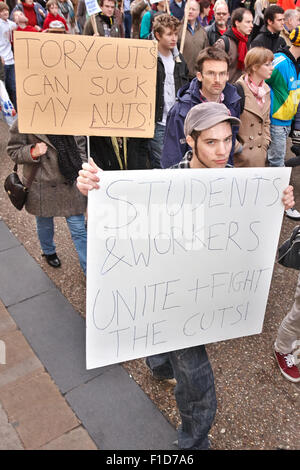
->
<box><xmin>274</xmin><ymin>347</ymin><xmax>300</xmax><ymax>383</ymax></box>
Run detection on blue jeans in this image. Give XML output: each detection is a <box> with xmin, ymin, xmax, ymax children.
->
<box><xmin>267</xmin><ymin>124</ymin><xmax>291</xmax><ymax>167</ymax></box>
<box><xmin>36</xmin><ymin>215</ymin><xmax>87</xmax><ymax>274</ymax></box>
<box><xmin>124</xmin><ymin>10</ymin><xmax>132</xmax><ymax>38</ymax></box>
<box><xmin>4</xmin><ymin>64</ymin><xmax>17</xmax><ymax>111</ymax></box>
<box><xmin>148</xmin><ymin>122</ymin><xmax>165</xmax><ymax>168</ymax></box>
<box><xmin>147</xmin><ymin>346</ymin><xmax>217</xmax><ymax>449</ymax></box>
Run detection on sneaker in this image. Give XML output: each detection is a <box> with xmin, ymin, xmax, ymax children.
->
<box><xmin>285</xmin><ymin>208</ymin><xmax>300</xmax><ymax>221</ymax></box>
<box><xmin>274</xmin><ymin>347</ymin><xmax>300</xmax><ymax>383</ymax></box>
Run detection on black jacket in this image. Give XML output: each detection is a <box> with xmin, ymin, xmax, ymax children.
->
<box><xmin>205</xmin><ymin>19</ymin><xmax>231</xmax><ymax>46</ymax></box>
<box><xmin>155</xmin><ymin>50</ymin><xmax>189</xmax><ymax>123</ymax></box>
<box><xmin>205</xmin><ymin>22</ymin><xmax>223</xmax><ymax>46</ymax></box>
<box><xmin>250</xmin><ymin>25</ymin><xmax>286</xmax><ymax>53</ymax></box>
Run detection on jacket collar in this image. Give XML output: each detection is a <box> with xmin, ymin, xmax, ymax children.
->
<box><xmin>259</xmin><ymin>24</ymin><xmax>280</xmax><ymax>38</ymax></box>
<box><xmin>177</xmin><ymin>77</ymin><xmax>241</xmax><ymax>106</ymax></box>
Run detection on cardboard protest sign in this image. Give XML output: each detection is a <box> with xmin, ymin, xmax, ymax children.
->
<box><xmin>86</xmin><ymin>167</ymin><xmax>291</xmax><ymax>369</ymax></box>
<box><xmin>85</xmin><ymin>0</ymin><xmax>101</xmax><ymax>16</ymax></box>
<box><xmin>13</xmin><ymin>32</ymin><xmax>157</xmax><ymax>137</ymax></box>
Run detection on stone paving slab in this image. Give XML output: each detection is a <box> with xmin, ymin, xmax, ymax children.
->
<box><xmin>0</xmin><ymin>403</ymin><xmax>23</xmax><ymax>450</ymax></box>
<box><xmin>0</xmin><ymin>371</ymin><xmax>79</xmax><ymax>449</ymax></box>
<box><xmin>65</xmin><ymin>366</ymin><xmax>177</xmax><ymax>450</ymax></box>
<box><xmin>0</xmin><ymin>220</ymin><xmax>177</xmax><ymax>450</ymax></box>
<box><xmin>0</xmin><ymin>300</ymin><xmax>16</xmax><ymax>336</ymax></box>
<box><xmin>0</xmin><ymin>220</ymin><xmax>20</xmax><ymax>253</ymax></box>
<box><xmin>0</xmin><ymin>245</ymin><xmax>54</xmax><ymax>307</ymax></box>
<box><xmin>39</xmin><ymin>426</ymin><xmax>97</xmax><ymax>450</ymax></box>
<box><xmin>7</xmin><ymin>289</ymin><xmax>107</xmax><ymax>394</ymax></box>
<box><xmin>0</xmin><ymin>330</ymin><xmax>43</xmax><ymax>389</ymax></box>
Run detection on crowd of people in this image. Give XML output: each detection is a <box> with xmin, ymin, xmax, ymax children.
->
<box><xmin>1</xmin><ymin>0</ymin><xmax>300</xmax><ymax>450</ymax></box>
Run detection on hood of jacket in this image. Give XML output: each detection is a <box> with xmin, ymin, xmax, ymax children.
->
<box><xmin>223</xmin><ymin>27</ymin><xmax>240</xmax><ymax>43</ymax></box>
<box><xmin>275</xmin><ymin>44</ymin><xmax>300</xmax><ymax>73</ymax></box>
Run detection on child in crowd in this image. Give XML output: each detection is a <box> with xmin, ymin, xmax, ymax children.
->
<box><xmin>43</xmin><ymin>0</ymin><xmax>68</xmax><ymax>31</ymax></box>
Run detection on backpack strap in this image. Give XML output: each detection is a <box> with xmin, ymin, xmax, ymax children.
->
<box><xmin>234</xmin><ymin>82</ymin><xmax>245</xmax><ymax>114</ymax></box>
<box><xmin>222</xmin><ymin>35</ymin><xmax>230</xmax><ymax>54</ymax></box>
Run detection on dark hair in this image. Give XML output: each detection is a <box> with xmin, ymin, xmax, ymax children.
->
<box><xmin>264</xmin><ymin>5</ymin><xmax>284</xmax><ymax>25</ymax></box>
<box><xmin>231</xmin><ymin>7</ymin><xmax>251</xmax><ymax>27</ymax></box>
<box><xmin>200</xmin><ymin>0</ymin><xmax>210</xmax><ymax>14</ymax></box>
<box><xmin>196</xmin><ymin>46</ymin><xmax>229</xmax><ymax>73</ymax></box>
<box><xmin>99</xmin><ymin>0</ymin><xmax>115</xmax><ymax>6</ymax></box>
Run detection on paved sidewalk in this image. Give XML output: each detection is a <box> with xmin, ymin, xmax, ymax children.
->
<box><xmin>0</xmin><ymin>219</ymin><xmax>177</xmax><ymax>450</ymax></box>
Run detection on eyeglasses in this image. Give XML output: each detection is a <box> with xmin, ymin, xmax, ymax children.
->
<box><xmin>202</xmin><ymin>71</ymin><xmax>228</xmax><ymax>79</ymax></box>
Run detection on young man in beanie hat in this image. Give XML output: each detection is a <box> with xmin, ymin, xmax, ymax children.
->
<box><xmin>266</xmin><ymin>26</ymin><xmax>300</xmax><ymax>219</ymax></box>
<box><xmin>76</xmin><ymin>102</ymin><xmax>294</xmax><ymax>450</ymax></box>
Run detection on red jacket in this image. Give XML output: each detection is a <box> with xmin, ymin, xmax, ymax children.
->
<box><xmin>42</xmin><ymin>12</ymin><xmax>68</xmax><ymax>31</ymax></box>
<box><xmin>277</xmin><ymin>0</ymin><xmax>300</xmax><ymax>9</ymax></box>
<box><xmin>16</xmin><ymin>25</ymin><xmax>37</xmax><ymax>32</ymax></box>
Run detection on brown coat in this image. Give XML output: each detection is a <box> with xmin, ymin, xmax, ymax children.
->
<box><xmin>7</xmin><ymin>121</ymin><xmax>87</xmax><ymax>217</ymax></box>
<box><xmin>233</xmin><ymin>76</ymin><xmax>271</xmax><ymax>167</ymax></box>
<box><xmin>130</xmin><ymin>0</ymin><xmax>149</xmax><ymax>39</ymax></box>
<box><xmin>178</xmin><ymin>22</ymin><xmax>209</xmax><ymax>80</ymax></box>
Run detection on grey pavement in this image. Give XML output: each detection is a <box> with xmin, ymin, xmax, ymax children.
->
<box><xmin>0</xmin><ymin>219</ymin><xmax>177</xmax><ymax>450</ymax></box>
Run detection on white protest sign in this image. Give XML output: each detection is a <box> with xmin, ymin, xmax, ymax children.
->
<box><xmin>86</xmin><ymin>167</ymin><xmax>291</xmax><ymax>369</ymax></box>
<box><xmin>85</xmin><ymin>0</ymin><xmax>101</xmax><ymax>16</ymax></box>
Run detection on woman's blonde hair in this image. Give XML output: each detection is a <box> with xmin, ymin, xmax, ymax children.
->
<box><xmin>244</xmin><ymin>47</ymin><xmax>274</xmax><ymax>74</ymax></box>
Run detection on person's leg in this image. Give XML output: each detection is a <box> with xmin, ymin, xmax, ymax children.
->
<box><xmin>148</xmin><ymin>123</ymin><xmax>165</xmax><ymax>169</ymax></box>
<box><xmin>4</xmin><ymin>64</ymin><xmax>17</xmax><ymax>111</ymax></box>
<box><xmin>36</xmin><ymin>216</ymin><xmax>56</xmax><ymax>255</ymax></box>
<box><xmin>66</xmin><ymin>214</ymin><xmax>87</xmax><ymax>274</ymax></box>
<box><xmin>146</xmin><ymin>353</ymin><xmax>174</xmax><ymax>379</ymax></box>
<box><xmin>275</xmin><ymin>272</ymin><xmax>300</xmax><ymax>354</ymax></box>
<box><xmin>124</xmin><ymin>10</ymin><xmax>132</xmax><ymax>38</ymax></box>
<box><xmin>168</xmin><ymin>345</ymin><xmax>217</xmax><ymax>450</ymax></box>
<box><xmin>274</xmin><ymin>272</ymin><xmax>300</xmax><ymax>382</ymax></box>
<box><xmin>267</xmin><ymin>124</ymin><xmax>300</xmax><ymax>219</ymax></box>
<box><xmin>267</xmin><ymin>124</ymin><xmax>290</xmax><ymax>167</ymax></box>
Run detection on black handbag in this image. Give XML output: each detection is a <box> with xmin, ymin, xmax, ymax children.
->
<box><xmin>4</xmin><ymin>163</ymin><xmax>39</xmax><ymax>211</ymax></box>
<box><xmin>277</xmin><ymin>225</ymin><xmax>300</xmax><ymax>270</ymax></box>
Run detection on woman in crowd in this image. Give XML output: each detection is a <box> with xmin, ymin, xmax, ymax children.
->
<box><xmin>57</xmin><ymin>0</ymin><xmax>79</xmax><ymax>33</ymax></box>
<box><xmin>234</xmin><ymin>47</ymin><xmax>273</xmax><ymax>167</ymax></box>
<box><xmin>198</xmin><ymin>0</ymin><xmax>211</xmax><ymax>28</ymax></box>
<box><xmin>251</xmin><ymin>0</ymin><xmax>269</xmax><ymax>41</ymax></box>
<box><xmin>139</xmin><ymin>0</ymin><xmax>166</xmax><ymax>39</ymax></box>
<box><xmin>7</xmin><ymin>121</ymin><xmax>87</xmax><ymax>274</ymax></box>
<box><xmin>178</xmin><ymin>0</ymin><xmax>209</xmax><ymax>80</ymax></box>
<box><xmin>11</xmin><ymin>0</ymin><xmax>46</xmax><ymax>30</ymax></box>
